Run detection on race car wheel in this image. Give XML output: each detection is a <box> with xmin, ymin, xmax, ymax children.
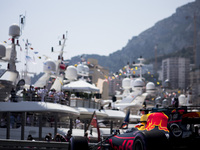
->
<box><xmin>134</xmin><ymin>137</ymin><xmax>145</xmax><ymax>150</ymax></box>
<box><xmin>69</xmin><ymin>136</ymin><xmax>89</xmax><ymax>150</ymax></box>
<box><xmin>134</xmin><ymin>130</ymin><xmax>169</xmax><ymax>150</ymax></box>
<box><xmin>145</xmin><ymin>130</ymin><xmax>169</xmax><ymax>150</ymax></box>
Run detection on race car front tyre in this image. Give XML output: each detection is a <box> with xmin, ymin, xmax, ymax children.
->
<box><xmin>69</xmin><ymin>136</ymin><xmax>89</xmax><ymax>150</ymax></box>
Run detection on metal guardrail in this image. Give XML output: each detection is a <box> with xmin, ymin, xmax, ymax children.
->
<box><xmin>0</xmin><ymin>139</ymin><xmax>110</xmax><ymax>150</ymax></box>
<box><xmin>0</xmin><ymin>139</ymin><xmax>69</xmax><ymax>150</ymax></box>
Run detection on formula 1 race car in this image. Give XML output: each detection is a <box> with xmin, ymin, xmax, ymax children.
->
<box><xmin>69</xmin><ymin>106</ymin><xmax>200</xmax><ymax>150</ymax></box>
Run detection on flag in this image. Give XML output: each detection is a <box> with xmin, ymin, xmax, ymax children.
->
<box><xmin>25</xmin><ymin>55</ymin><xmax>36</xmax><ymax>64</ymax></box>
<box><xmin>86</xmin><ymin>111</ymin><xmax>100</xmax><ymax>142</ymax></box>
<box><xmin>90</xmin><ymin>115</ymin><xmax>98</xmax><ymax>128</ymax></box>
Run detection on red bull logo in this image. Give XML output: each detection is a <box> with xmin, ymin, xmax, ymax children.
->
<box><xmin>182</xmin><ymin>112</ymin><xmax>200</xmax><ymax>118</ymax></box>
<box><xmin>145</xmin><ymin>112</ymin><xmax>169</xmax><ymax>132</ymax></box>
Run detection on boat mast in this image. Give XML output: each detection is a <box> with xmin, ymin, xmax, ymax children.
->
<box><xmin>8</xmin><ymin>25</ymin><xmax>21</xmax><ymax>72</ymax></box>
<box><xmin>56</xmin><ymin>31</ymin><xmax>67</xmax><ymax>76</ymax></box>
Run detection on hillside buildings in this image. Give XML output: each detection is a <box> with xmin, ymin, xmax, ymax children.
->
<box><xmin>109</xmin><ymin>77</ymin><xmax>122</xmax><ymax>96</ymax></box>
<box><xmin>162</xmin><ymin>57</ymin><xmax>190</xmax><ymax>90</ymax></box>
<box><xmin>87</xmin><ymin>58</ymin><xmax>109</xmax><ymax>99</ymax></box>
<box><xmin>189</xmin><ymin>69</ymin><xmax>200</xmax><ymax>104</ymax></box>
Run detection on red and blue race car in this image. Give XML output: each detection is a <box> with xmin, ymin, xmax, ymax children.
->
<box><xmin>69</xmin><ymin>106</ymin><xmax>200</xmax><ymax>150</ymax></box>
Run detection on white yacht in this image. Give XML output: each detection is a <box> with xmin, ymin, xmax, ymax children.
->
<box><xmin>0</xmin><ymin>24</ymin><xmax>134</xmax><ymax>141</ymax></box>
<box><xmin>0</xmin><ymin>25</ymin><xmax>94</xmax><ymax>141</ymax></box>
<box><xmin>101</xmin><ymin>58</ymin><xmax>157</xmax><ymax>121</ymax></box>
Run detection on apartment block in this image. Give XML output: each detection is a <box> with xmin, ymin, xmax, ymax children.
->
<box><xmin>162</xmin><ymin>57</ymin><xmax>190</xmax><ymax>90</ymax></box>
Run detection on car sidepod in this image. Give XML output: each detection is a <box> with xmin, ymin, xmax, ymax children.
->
<box><xmin>109</xmin><ymin>131</ymin><xmax>137</xmax><ymax>150</ymax></box>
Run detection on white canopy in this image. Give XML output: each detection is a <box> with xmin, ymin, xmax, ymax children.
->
<box><xmin>62</xmin><ymin>80</ymin><xmax>100</xmax><ymax>92</ymax></box>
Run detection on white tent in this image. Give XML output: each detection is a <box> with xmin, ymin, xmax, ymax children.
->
<box><xmin>62</xmin><ymin>80</ymin><xmax>100</xmax><ymax>92</ymax></box>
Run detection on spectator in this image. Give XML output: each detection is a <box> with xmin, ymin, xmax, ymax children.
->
<box><xmin>54</xmin><ymin>133</ymin><xmax>67</xmax><ymax>142</ymax></box>
<box><xmin>65</xmin><ymin>130</ymin><xmax>72</xmax><ymax>142</ymax></box>
<box><xmin>75</xmin><ymin>117</ymin><xmax>82</xmax><ymax>129</ymax></box>
<box><xmin>0</xmin><ymin>117</ymin><xmax>6</xmax><ymax>128</ymax></box>
<box><xmin>28</xmin><ymin>85</ymin><xmax>35</xmax><ymax>101</ymax></box>
<box><xmin>10</xmin><ymin>114</ymin><xmax>15</xmax><ymax>128</ymax></box>
<box><xmin>27</xmin><ymin>134</ymin><xmax>34</xmax><ymax>141</ymax></box>
<box><xmin>10</xmin><ymin>88</ymin><xmax>16</xmax><ymax>102</ymax></box>
<box><xmin>58</xmin><ymin>90</ymin><xmax>64</xmax><ymax>103</ymax></box>
<box><xmin>21</xmin><ymin>88</ymin><xmax>27</xmax><ymax>101</ymax></box>
<box><xmin>53</xmin><ymin>90</ymin><xmax>59</xmax><ymax>103</ymax></box>
<box><xmin>45</xmin><ymin>133</ymin><xmax>53</xmax><ymax>142</ymax></box>
<box><xmin>48</xmin><ymin>89</ymin><xmax>55</xmax><ymax>102</ymax></box>
<box><xmin>16</xmin><ymin>114</ymin><xmax>21</xmax><ymax>128</ymax></box>
<box><xmin>27</xmin><ymin>116</ymin><xmax>31</xmax><ymax>126</ymax></box>
<box><xmin>174</xmin><ymin>97</ymin><xmax>179</xmax><ymax>108</ymax></box>
<box><xmin>39</xmin><ymin>86</ymin><xmax>48</xmax><ymax>102</ymax></box>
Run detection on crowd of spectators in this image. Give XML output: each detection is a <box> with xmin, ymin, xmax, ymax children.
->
<box><xmin>10</xmin><ymin>85</ymin><xmax>70</xmax><ymax>105</ymax></box>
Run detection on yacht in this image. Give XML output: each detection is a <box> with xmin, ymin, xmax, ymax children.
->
<box><xmin>0</xmin><ymin>25</ymin><xmax>90</xmax><ymax>140</ymax></box>
<box><xmin>101</xmin><ymin>57</ymin><xmax>157</xmax><ymax>121</ymax></box>
<box><xmin>0</xmin><ymin>23</ymin><xmax>135</xmax><ymax>141</ymax></box>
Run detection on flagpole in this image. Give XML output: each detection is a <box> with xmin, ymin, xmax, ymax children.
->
<box><xmin>86</xmin><ymin>111</ymin><xmax>96</xmax><ymax>131</ymax></box>
<box><xmin>96</xmin><ymin>113</ymin><xmax>101</xmax><ymax>142</ymax></box>
<box><xmin>86</xmin><ymin>111</ymin><xmax>101</xmax><ymax>142</ymax></box>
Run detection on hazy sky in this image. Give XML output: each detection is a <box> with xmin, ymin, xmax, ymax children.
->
<box><xmin>0</xmin><ymin>0</ymin><xmax>195</xmax><ymax>74</ymax></box>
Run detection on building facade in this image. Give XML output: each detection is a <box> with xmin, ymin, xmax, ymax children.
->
<box><xmin>109</xmin><ymin>77</ymin><xmax>123</xmax><ymax>96</ymax></box>
<box><xmin>162</xmin><ymin>57</ymin><xmax>190</xmax><ymax>90</ymax></box>
<box><xmin>189</xmin><ymin>69</ymin><xmax>200</xmax><ymax>104</ymax></box>
<box><xmin>87</xmin><ymin>58</ymin><xmax>109</xmax><ymax>99</ymax></box>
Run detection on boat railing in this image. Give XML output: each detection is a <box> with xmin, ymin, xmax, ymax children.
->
<box><xmin>6</xmin><ymin>95</ymin><xmax>101</xmax><ymax>109</ymax></box>
<box><xmin>70</xmin><ymin>98</ymin><xmax>100</xmax><ymax>109</ymax></box>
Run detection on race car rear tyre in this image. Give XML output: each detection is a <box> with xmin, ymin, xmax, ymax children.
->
<box><xmin>134</xmin><ymin>130</ymin><xmax>169</xmax><ymax>150</ymax></box>
<box><xmin>69</xmin><ymin>136</ymin><xmax>89</xmax><ymax>150</ymax></box>
<box><xmin>134</xmin><ymin>137</ymin><xmax>145</xmax><ymax>150</ymax></box>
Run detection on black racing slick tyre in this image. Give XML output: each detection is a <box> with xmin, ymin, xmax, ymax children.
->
<box><xmin>69</xmin><ymin>136</ymin><xmax>89</xmax><ymax>150</ymax></box>
<box><xmin>134</xmin><ymin>130</ymin><xmax>169</xmax><ymax>150</ymax></box>
<box><xmin>134</xmin><ymin>137</ymin><xmax>145</xmax><ymax>150</ymax></box>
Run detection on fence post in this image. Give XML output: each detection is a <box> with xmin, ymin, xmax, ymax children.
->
<box><xmin>54</xmin><ymin>113</ymin><xmax>58</xmax><ymax>137</ymax></box>
<box><xmin>70</xmin><ymin>118</ymin><xmax>73</xmax><ymax>134</ymax></box>
<box><xmin>110</xmin><ymin>121</ymin><xmax>113</xmax><ymax>134</ymax></box>
<box><xmin>21</xmin><ymin>112</ymin><xmax>25</xmax><ymax>140</ymax></box>
<box><xmin>6</xmin><ymin>112</ymin><xmax>10</xmax><ymax>139</ymax></box>
<box><xmin>39</xmin><ymin>114</ymin><xmax>42</xmax><ymax>141</ymax></box>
